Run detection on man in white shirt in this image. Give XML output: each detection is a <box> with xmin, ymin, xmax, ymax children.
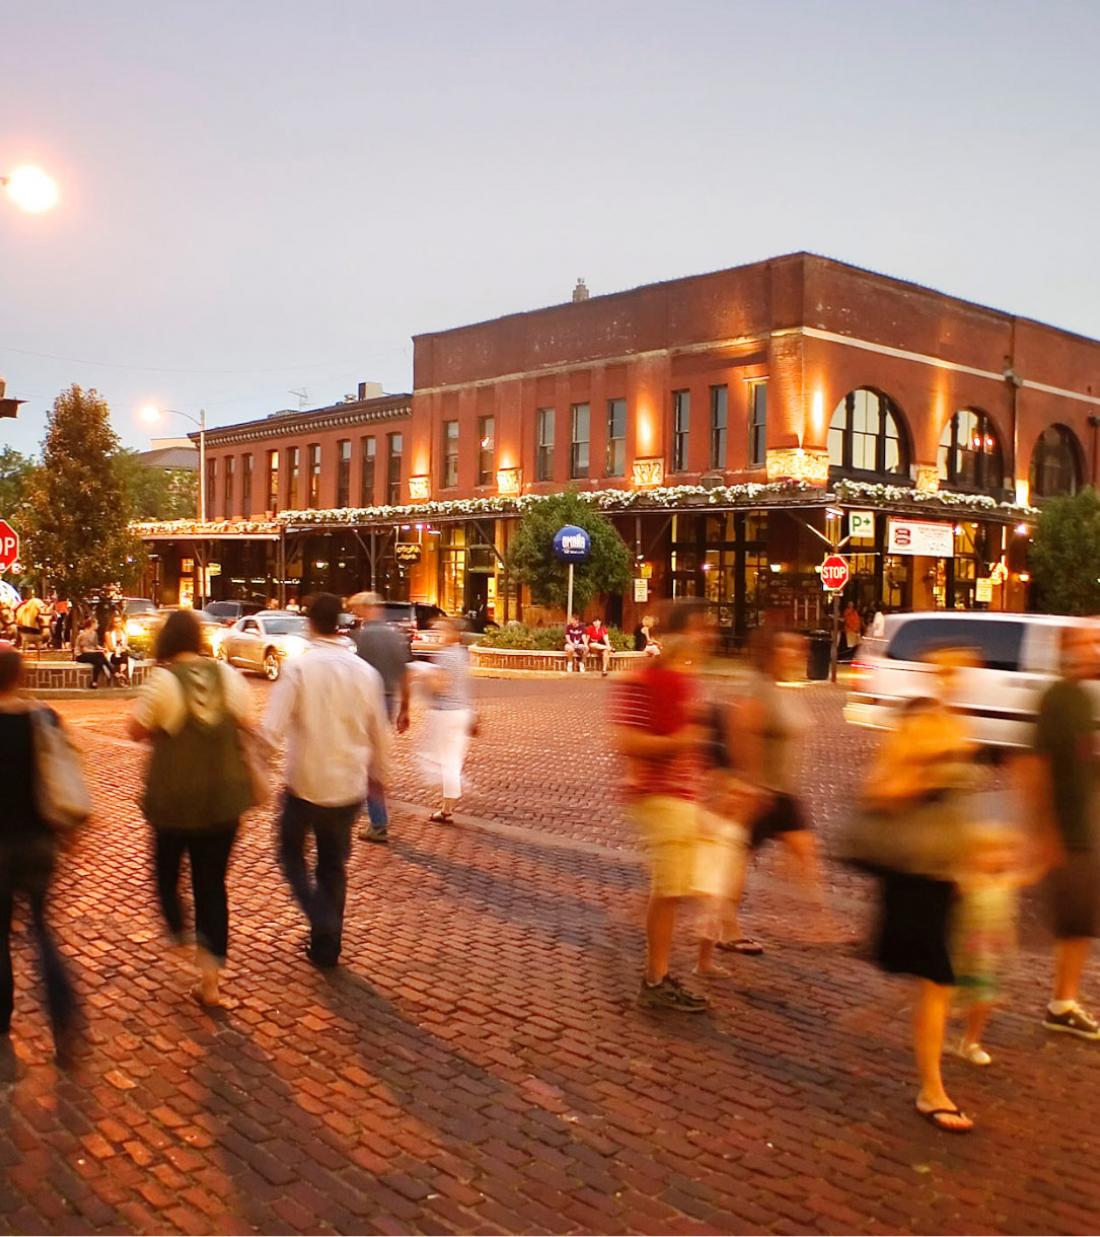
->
<box><xmin>263</xmin><ymin>593</ymin><xmax>391</xmax><ymax>968</ymax></box>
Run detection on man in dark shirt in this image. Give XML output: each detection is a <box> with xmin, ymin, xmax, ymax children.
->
<box><xmin>349</xmin><ymin>592</ymin><xmax>411</xmax><ymax>844</ymax></box>
<box><xmin>564</xmin><ymin>616</ymin><xmax>588</xmax><ymax>673</ymax></box>
<box><xmin>1031</xmin><ymin>624</ymin><xmax>1100</xmax><ymax>1040</ymax></box>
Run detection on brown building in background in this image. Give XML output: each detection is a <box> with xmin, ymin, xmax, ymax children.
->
<box><xmin>138</xmin><ymin>253</ymin><xmax>1100</xmax><ymax>636</ymax></box>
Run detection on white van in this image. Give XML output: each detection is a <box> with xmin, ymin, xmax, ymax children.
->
<box><xmin>844</xmin><ymin>611</ymin><xmax>1100</xmax><ymax>751</ymax></box>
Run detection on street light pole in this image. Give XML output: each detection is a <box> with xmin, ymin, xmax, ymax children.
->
<box><xmin>198</xmin><ymin>407</ymin><xmax>207</xmax><ymax>522</ymax></box>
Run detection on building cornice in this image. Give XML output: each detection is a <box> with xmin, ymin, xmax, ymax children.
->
<box><xmin>196</xmin><ymin>396</ymin><xmax>412</xmax><ymax>448</ymax></box>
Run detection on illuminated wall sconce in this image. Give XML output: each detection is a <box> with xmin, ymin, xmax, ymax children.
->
<box><xmin>1015</xmin><ymin>478</ymin><xmax>1030</xmax><ymax>507</ymax></box>
<box><xmin>632</xmin><ymin>457</ymin><xmax>665</xmax><ymax>488</ymax></box>
<box><xmin>409</xmin><ymin>475</ymin><xmax>431</xmax><ymax>502</ymax></box>
<box><xmin>496</xmin><ymin>466</ymin><xmax>522</xmax><ymax>496</ymax></box>
<box><xmin>765</xmin><ymin>447</ymin><xmax>829</xmax><ymax>486</ymax></box>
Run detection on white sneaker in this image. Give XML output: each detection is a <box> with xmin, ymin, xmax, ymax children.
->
<box><xmin>579</xmin><ymin>663</ymin><xmax>586</xmax><ymax>673</ymax></box>
<box><xmin>957</xmin><ymin>1041</ymin><xmax>992</xmax><ymax>1066</ymax></box>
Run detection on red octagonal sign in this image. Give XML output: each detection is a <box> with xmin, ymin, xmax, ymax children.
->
<box><xmin>0</xmin><ymin>519</ymin><xmax>19</xmax><ymax>573</ymax></box>
<box><xmin>820</xmin><ymin>553</ymin><xmax>849</xmax><ymax>592</ymax></box>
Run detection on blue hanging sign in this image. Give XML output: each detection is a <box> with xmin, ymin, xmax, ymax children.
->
<box><xmin>552</xmin><ymin>525</ymin><xmax>592</xmax><ymax>563</ymax></box>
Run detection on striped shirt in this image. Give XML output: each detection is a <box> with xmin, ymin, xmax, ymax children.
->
<box><xmin>612</xmin><ymin>665</ymin><xmax>702</xmax><ymax>801</ymax></box>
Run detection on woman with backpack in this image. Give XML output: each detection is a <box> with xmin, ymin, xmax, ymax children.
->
<box><xmin>127</xmin><ymin>610</ymin><xmax>258</xmax><ymax>1007</ymax></box>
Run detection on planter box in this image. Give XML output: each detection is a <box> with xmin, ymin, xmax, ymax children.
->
<box><xmin>469</xmin><ymin>646</ymin><xmax>646</xmax><ymax>674</ymax></box>
<box><xmin>23</xmin><ymin>659</ymin><xmax>153</xmax><ymax>693</ymax></box>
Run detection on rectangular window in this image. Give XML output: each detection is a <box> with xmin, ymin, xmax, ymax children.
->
<box><xmin>206</xmin><ymin>458</ymin><xmax>216</xmax><ymax>519</ymax></box>
<box><xmin>709</xmin><ymin>386</ymin><xmax>728</xmax><ymax>470</ymax></box>
<box><xmin>306</xmin><ymin>444</ymin><xmax>321</xmax><ymax>508</ymax></box>
<box><xmin>606</xmin><ymin>398</ymin><xmax>626</xmax><ymax>477</ymax></box>
<box><xmin>241</xmin><ymin>453</ymin><xmax>253</xmax><ymax>512</ymax></box>
<box><xmin>287</xmin><ymin>447</ymin><xmax>300</xmax><ymax>509</ymax></box>
<box><xmin>223</xmin><ymin>455</ymin><xmax>235</xmax><ymax>515</ymax></box>
<box><xmin>536</xmin><ymin>408</ymin><xmax>555</xmax><ymax>481</ymax></box>
<box><xmin>672</xmin><ymin>390</ymin><xmax>691</xmax><ymax>472</ymax></box>
<box><xmin>748</xmin><ymin>382</ymin><xmax>767</xmax><ymax>467</ymax></box>
<box><xmin>570</xmin><ymin>403</ymin><xmax>590</xmax><ymax>479</ymax></box>
<box><xmin>477</xmin><ymin>416</ymin><xmax>495</xmax><ymax>486</ymax></box>
<box><xmin>266</xmin><ymin>450</ymin><xmax>279</xmax><ymax>511</ymax></box>
<box><xmin>442</xmin><ymin>420</ymin><xmax>459</xmax><ymax>488</ymax></box>
<box><xmin>361</xmin><ymin>436</ymin><xmax>376</xmax><ymax>505</ymax></box>
<box><xmin>336</xmin><ymin>439</ymin><xmax>351</xmax><ymax>507</ymax></box>
<box><xmin>387</xmin><ymin>433</ymin><xmax>403</xmax><ymax>504</ymax></box>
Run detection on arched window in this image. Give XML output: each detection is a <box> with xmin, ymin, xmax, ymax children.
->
<box><xmin>938</xmin><ymin>409</ymin><xmax>1003</xmax><ymax>494</ymax></box>
<box><xmin>1030</xmin><ymin>424</ymin><xmax>1084</xmax><ymax>499</ymax></box>
<box><xmin>827</xmin><ymin>389</ymin><xmax>908</xmax><ymax>477</ymax></box>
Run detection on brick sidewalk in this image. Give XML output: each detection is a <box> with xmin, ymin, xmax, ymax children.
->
<box><xmin>1</xmin><ymin>678</ymin><xmax>1098</xmax><ymax>1235</ymax></box>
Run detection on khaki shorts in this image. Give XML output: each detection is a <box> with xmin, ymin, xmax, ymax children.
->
<box><xmin>629</xmin><ymin>795</ymin><xmax>701</xmax><ymax>899</ymax></box>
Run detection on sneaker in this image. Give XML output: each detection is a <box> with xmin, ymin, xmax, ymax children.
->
<box><xmin>957</xmin><ymin>1041</ymin><xmax>992</xmax><ymax>1066</ymax></box>
<box><xmin>637</xmin><ymin>975</ymin><xmax>709</xmax><ymax>1013</ymax></box>
<box><xmin>361</xmin><ymin>825</ymin><xmax>389</xmax><ymax>845</ymax></box>
<box><xmin>1043</xmin><ymin>1002</ymin><xmax>1100</xmax><ymax>1040</ymax></box>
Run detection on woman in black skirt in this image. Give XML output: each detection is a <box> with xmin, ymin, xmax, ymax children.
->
<box><xmin>863</xmin><ymin>671</ymin><xmax>979</xmax><ymax>1134</ymax></box>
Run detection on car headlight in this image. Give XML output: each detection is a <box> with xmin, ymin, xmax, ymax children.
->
<box><xmin>280</xmin><ymin>635</ymin><xmax>308</xmax><ymax>658</ymax></box>
<box><xmin>125</xmin><ymin>619</ymin><xmax>144</xmax><ymax>637</ymax></box>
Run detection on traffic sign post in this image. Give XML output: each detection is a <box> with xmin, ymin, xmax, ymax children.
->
<box><xmin>820</xmin><ymin>549</ymin><xmax>849</xmax><ymax>685</ymax></box>
<box><xmin>0</xmin><ymin>519</ymin><xmax>19</xmax><ymax>574</ymax></box>
<box><xmin>552</xmin><ymin>525</ymin><xmax>592</xmax><ymax>624</ymax></box>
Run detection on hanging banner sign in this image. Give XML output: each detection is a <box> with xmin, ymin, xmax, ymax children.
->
<box><xmin>887</xmin><ymin>518</ymin><xmax>954</xmax><ymax>558</ymax></box>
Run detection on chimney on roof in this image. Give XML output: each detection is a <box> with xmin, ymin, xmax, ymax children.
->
<box><xmin>357</xmin><ymin>381</ymin><xmax>384</xmax><ymax>401</ymax></box>
<box><xmin>572</xmin><ymin>278</ymin><xmax>589</xmax><ymax>303</ymax></box>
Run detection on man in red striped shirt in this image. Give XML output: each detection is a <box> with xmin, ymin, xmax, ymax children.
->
<box><xmin>612</xmin><ymin>599</ymin><xmax>712</xmax><ymax>1012</ymax></box>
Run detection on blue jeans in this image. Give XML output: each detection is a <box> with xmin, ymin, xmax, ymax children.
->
<box><xmin>278</xmin><ymin>793</ymin><xmax>357</xmax><ymax>965</ymax></box>
<box><xmin>365</xmin><ymin>784</ymin><xmax>388</xmax><ymax>831</ymax></box>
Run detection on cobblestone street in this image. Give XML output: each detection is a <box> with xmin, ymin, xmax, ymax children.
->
<box><xmin>1</xmin><ymin>675</ymin><xmax>1098</xmax><ymax>1236</ymax></box>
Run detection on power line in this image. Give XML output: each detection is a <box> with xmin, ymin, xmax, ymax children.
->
<box><xmin>0</xmin><ymin>343</ymin><xmax>364</xmax><ymax>376</ymax></box>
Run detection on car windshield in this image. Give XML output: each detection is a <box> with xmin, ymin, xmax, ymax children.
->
<box><xmin>382</xmin><ymin>604</ymin><xmax>415</xmax><ymax>622</ymax></box>
<box><xmin>206</xmin><ymin>602</ymin><xmax>235</xmax><ymax>616</ymax></box>
<box><xmin>263</xmin><ymin>617</ymin><xmax>308</xmax><ymax>636</ymax></box>
<box><xmin>125</xmin><ymin>599</ymin><xmax>157</xmax><ymax>615</ymax></box>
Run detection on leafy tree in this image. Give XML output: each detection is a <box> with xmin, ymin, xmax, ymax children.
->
<box><xmin>507</xmin><ymin>491</ymin><xmax>631</xmax><ymax>613</ymax></box>
<box><xmin>0</xmin><ymin>446</ymin><xmax>37</xmax><ymax>523</ymax></box>
<box><xmin>24</xmin><ymin>385</ymin><xmax>144</xmax><ymax>601</ymax></box>
<box><xmin>112</xmin><ymin>448</ymin><xmax>197</xmax><ymax>520</ymax></box>
<box><xmin>1030</xmin><ymin>487</ymin><xmax>1100</xmax><ymax>615</ymax></box>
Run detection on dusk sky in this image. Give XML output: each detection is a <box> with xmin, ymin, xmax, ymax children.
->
<box><xmin>2</xmin><ymin>0</ymin><xmax>1097</xmax><ymax>456</ymax></box>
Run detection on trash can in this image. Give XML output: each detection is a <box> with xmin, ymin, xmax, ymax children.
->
<box><xmin>807</xmin><ymin>630</ymin><xmax>832</xmax><ymax>681</ymax></box>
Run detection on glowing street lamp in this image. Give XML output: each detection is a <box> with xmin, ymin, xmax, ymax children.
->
<box><xmin>139</xmin><ymin>404</ymin><xmax>208</xmax><ymax>521</ymax></box>
<box><xmin>2</xmin><ymin>165</ymin><xmax>59</xmax><ymax>214</ymax></box>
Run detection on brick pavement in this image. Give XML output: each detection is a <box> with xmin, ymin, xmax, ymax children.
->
<box><xmin>1</xmin><ymin>675</ymin><xmax>1098</xmax><ymax>1235</ymax></box>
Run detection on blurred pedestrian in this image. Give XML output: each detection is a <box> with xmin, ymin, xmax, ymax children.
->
<box><xmin>1026</xmin><ymin>624</ymin><xmax>1100</xmax><ymax>1040</ymax></box>
<box><xmin>564</xmin><ymin>614</ymin><xmax>588</xmax><ymax>672</ymax></box>
<box><xmin>51</xmin><ymin>596</ymin><xmax>71</xmax><ymax>650</ymax></box>
<box><xmin>869</xmin><ymin>604</ymin><xmax>886</xmax><ymax>641</ymax></box>
<box><xmin>264</xmin><ymin>593</ymin><xmax>391</xmax><ymax>968</ymax></box>
<box><xmin>612</xmin><ymin>598</ymin><xmax>712</xmax><ymax>1012</ymax></box>
<box><xmin>128</xmin><ymin>609</ymin><xmax>256</xmax><ymax>1006</ymax></box>
<box><xmin>73</xmin><ymin>617</ymin><xmax>111</xmax><ymax>688</ymax></box>
<box><xmin>418</xmin><ymin>617</ymin><xmax>475</xmax><ymax>824</ymax></box>
<box><xmin>855</xmin><ymin>654</ymin><xmax>980</xmax><ymax>1133</ymax></box>
<box><xmin>349</xmin><ymin>590</ymin><xmax>411</xmax><ymax>845</ymax></box>
<box><xmin>720</xmin><ymin>628</ymin><xmax>837</xmax><ymax>956</ymax></box>
<box><xmin>0</xmin><ymin>645</ymin><xmax>80</xmax><ymax>1059</ymax></box>
<box><xmin>840</xmin><ymin>601</ymin><xmax>862</xmax><ymax>662</ymax></box>
<box><xmin>15</xmin><ymin>588</ymin><xmax>48</xmax><ymax>656</ymax></box>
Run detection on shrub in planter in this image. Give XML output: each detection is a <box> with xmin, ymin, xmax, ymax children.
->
<box><xmin>476</xmin><ymin>623</ymin><xmax>632</xmax><ymax>652</ymax></box>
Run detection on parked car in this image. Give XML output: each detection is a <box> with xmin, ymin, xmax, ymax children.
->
<box><xmin>120</xmin><ymin>597</ymin><xmax>160</xmax><ymax>639</ymax></box>
<box><xmin>216</xmin><ymin>611</ymin><xmax>312</xmax><ymax>681</ymax></box>
<box><xmin>844</xmin><ymin>611</ymin><xmax>1100</xmax><ymax>751</ymax></box>
<box><xmin>203</xmin><ymin>599</ymin><xmax>265</xmax><ymax>627</ymax></box>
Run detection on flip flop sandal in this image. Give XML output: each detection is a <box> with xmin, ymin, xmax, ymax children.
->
<box><xmin>916</xmin><ymin>1105</ymin><xmax>973</xmax><ymax>1133</ymax></box>
<box><xmin>718</xmin><ymin>938</ymin><xmax>765</xmax><ymax>956</ymax></box>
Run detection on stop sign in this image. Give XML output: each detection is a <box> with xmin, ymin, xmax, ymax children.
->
<box><xmin>820</xmin><ymin>553</ymin><xmax>849</xmax><ymax>592</ymax></box>
<box><xmin>0</xmin><ymin>520</ymin><xmax>19</xmax><ymax>573</ymax></box>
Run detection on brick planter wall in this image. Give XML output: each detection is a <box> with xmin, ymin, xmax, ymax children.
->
<box><xmin>469</xmin><ymin>646</ymin><xmax>646</xmax><ymax>674</ymax></box>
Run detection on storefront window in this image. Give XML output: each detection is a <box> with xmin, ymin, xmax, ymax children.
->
<box><xmin>442</xmin><ymin>420</ymin><xmax>459</xmax><ymax>488</ymax></box>
<box><xmin>536</xmin><ymin>409</ymin><xmax>554</xmax><ymax>481</ymax></box>
<box><xmin>938</xmin><ymin>409</ymin><xmax>1002</xmax><ymax>494</ymax></box>
<box><xmin>606</xmin><ymin>399</ymin><xmax>626</xmax><ymax>477</ymax></box>
<box><xmin>672</xmin><ymin>391</ymin><xmax>690</xmax><ymax>472</ymax></box>
<box><xmin>439</xmin><ymin>524</ymin><xmax>466</xmax><ymax>614</ymax></box>
<box><xmin>478</xmin><ymin>416</ymin><xmax>495</xmax><ymax>487</ymax></box>
<box><xmin>570</xmin><ymin>404</ymin><xmax>590</xmax><ymax>479</ymax></box>
<box><xmin>710</xmin><ymin>386</ymin><xmax>727</xmax><ymax>470</ymax></box>
<box><xmin>828</xmin><ymin>389</ymin><xmax>908</xmax><ymax>478</ymax></box>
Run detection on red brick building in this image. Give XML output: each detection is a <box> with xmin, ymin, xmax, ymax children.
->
<box><xmin>139</xmin><ymin>253</ymin><xmax>1100</xmax><ymax>634</ymax></box>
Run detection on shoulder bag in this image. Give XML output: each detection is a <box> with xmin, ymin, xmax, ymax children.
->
<box><xmin>31</xmin><ymin>708</ymin><xmax>92</xmax><ymax>832</ymax></box>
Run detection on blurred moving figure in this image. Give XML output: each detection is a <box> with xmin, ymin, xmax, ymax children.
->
<box><xmin>349</xmin><ymin>591</ymin><xmax>411</xmax><ymax>846</ymax></box>
<box><xmin>613</xmin><ymin>599</ymin><xmax>711</xmax><ymax>1013</ymax></box>
<box><xmin>0</xmin><ymin>645</ymin><xmax>79</xmax><ymax>1058</ymax></box>
<box><xmin>128</xmin><ymin>610</ymin><xmax>256</xmax><ymax>1007</ymax></box>
<box><xmin>858</xmin><ymin>652</ymin><xmax>981</xmax><ymax>1133</ymax></box>
<box><xmin>418</xmin><ymin>618</ymin><xmax>475</xmax><ymax>824</ymax></box>
<box><xmin>1027</xmin><ymin>625</ymin><xmax>1100</xmax><ymax>1040</ymax></box>
<box><xmin>264</xmin><ymin>593</ymin><xmax>391</xmax><ymax>968</ymax></box>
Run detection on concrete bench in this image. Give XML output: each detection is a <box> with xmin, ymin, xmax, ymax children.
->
<box><xmin>469</xmin><ymin>646</ymin><xmax>647</xmax><ymax>674</ymax></box>
<box><xmin>23</xmin><ymin>659</ymin><xmax>153</xmax><ymax>696</ymax></box>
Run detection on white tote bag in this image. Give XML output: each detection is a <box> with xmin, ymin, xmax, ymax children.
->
<box><xmin>31</xmin><ymin>708</ymin><xmax>92</xmax><ymax>831</ymax></box>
